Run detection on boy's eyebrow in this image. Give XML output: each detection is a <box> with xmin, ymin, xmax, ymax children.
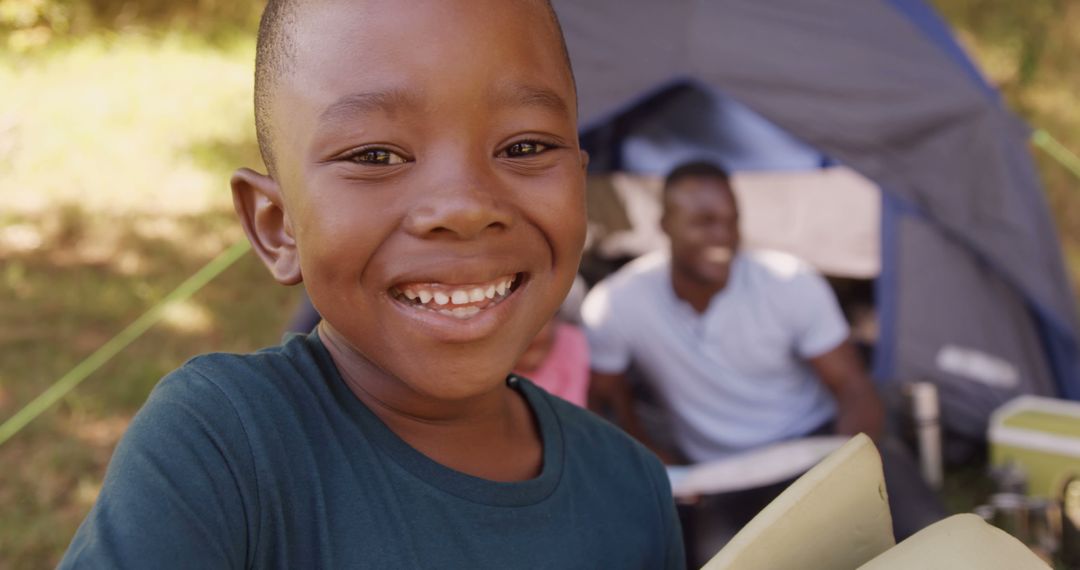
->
<box><xmin>317</xmin><ymin>82</ymin><xmax>571</xmax><ymax>126</ymax></box>
<box><xmin>492</xmin><ymin>81</ymin><xmax>571</xmax><ymax>116</ymax></box>
<box><xmin>318</xmin><ymin>89</ymin><xmax>421</xmax><ymax>124</ymax></box>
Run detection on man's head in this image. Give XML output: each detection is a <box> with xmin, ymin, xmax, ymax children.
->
<box><xmin>660</xmin><ymin>161</ymin><xmax>739</xmax><ymax>288</ymax></box>
<box><xmin>231</xmin><ymin>0</ymin><xmax>588</xmax><ymax>400</ymax></box>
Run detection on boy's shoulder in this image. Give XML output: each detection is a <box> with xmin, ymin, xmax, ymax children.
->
<box><xmin>531</xmin><ymin>381</ymin><xmax>620</xmax><ymax>439</ymax></box>
<box><xmin>518</xmin><ymin>377</ymin><xmax>667</xmax><ymax>479</ymax></box>
<box><xmin>180</xmin><ymin>332</ymin><xmax>313</xmax><ymax>375</ymax></box>
<box><xmin>149</xmin><ymin>333</ymin><xmax>327</xmax><ymax>419</ymax></box>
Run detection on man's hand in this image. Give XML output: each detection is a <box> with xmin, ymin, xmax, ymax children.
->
<box><xmin>809</xmin><ymin>341</ymin><xmax>885</xmax><ymax>440</ymax></box>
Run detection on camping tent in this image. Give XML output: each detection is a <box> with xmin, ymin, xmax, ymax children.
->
<box><xmin>552</xmin><ymin>0</ymin><xmax>1080</xmax><ymax>439</ymax></box>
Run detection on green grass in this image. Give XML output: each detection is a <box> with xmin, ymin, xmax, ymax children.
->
<box><xmin>0</xmin><ymin>33</ymin><xmax>259</xmax><ymax>215</ymax></box>
<box><xmin>0</xmin><ymin>31</ymin><xmax>297</xmax><ymax>567</ymax></box>
<box><xmin>0</xmin><ymin>216</ymin><xmax>300</xmax><ymax>565</ymax></box>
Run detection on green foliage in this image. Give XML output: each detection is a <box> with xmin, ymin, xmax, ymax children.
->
<box><xmin>0</xmin><ymin>0</ymin><xmax>263</xmax><ymax>50</ymax></box>
<box><xmin>0</xmin><ymin>0</ymin><xmax>72</xmax><ymax>50</ymax></box>
<box><xmin>933</xmin><ymin>0</ymin><xmax>1062</xmax><ymax>89</ymax></box>
<box><xmin>933</xmin><ymin>0</ymin><xmax>1080</xmax><ymax>292</ymax></box>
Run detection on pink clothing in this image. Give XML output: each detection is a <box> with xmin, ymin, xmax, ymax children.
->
<box><xmin>517</xmin><ymin>323</ymin><xmax>590</xmax><ymax>407</ymax></box>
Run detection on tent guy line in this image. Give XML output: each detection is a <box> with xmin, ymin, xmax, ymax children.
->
<box><xmin>0</xmin><ymin>239</ymin><xmax>252</xmax><ymax>447</ymax></box>
<box><xmin>1033</xmin><ymin>129</ymin><xmax>1080</xmax><ymax>184</ymax></box>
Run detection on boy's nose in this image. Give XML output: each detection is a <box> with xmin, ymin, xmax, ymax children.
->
<box><xmin>403</xmin><ymin>183</ymin><xmax>513</xmax><ymax>240</ymax></box>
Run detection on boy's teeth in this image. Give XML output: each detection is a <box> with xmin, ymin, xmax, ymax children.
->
<box><xmin>398</xmin><ymin>274</ymin><xmax>518</xmax><ymax>308</ymax></box>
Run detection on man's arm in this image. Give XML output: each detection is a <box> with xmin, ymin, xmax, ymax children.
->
<box><xmin>808</xmin><ymin>341</ymin><xmax>885</xmax><ymax>440</ymax></box>
<box><xmin>588</xmin><ymin>370</ymin><xmax>681</xmax><ymax>464</ymax></box>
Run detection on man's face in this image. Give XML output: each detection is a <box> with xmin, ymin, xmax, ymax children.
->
<box><xmin>270</xmin><ymin>0</ymin><xmax>586</xmax><ymax>399</ymax></box>
<box><xmin>663</xmin><ymin>176</ymin><xmax>740</xmax><ymax>287</ymax></box>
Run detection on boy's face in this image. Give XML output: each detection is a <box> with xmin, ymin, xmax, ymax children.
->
<box><xmin>252</xmin><ymin>0</ymin><xmax>586</xmax><ymax>399</ymax></box>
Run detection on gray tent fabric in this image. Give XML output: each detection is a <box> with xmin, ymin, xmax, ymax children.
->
<box><xmin>894</xmin><ymin>214</ymin><xmax>1055</xmax><ymax>437</ymax></box>
<box><xmin>554</xmin><ymin>0</ymin><xmax>1080</xmax><ymax>436</ymax></box>
<box><xmin>591</xmin><ymin>73</ymin><xmax>829</xmax><ymax>173</ymax></box>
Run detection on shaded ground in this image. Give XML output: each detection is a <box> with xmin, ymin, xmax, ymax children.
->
<box><xmin>0</xmin><ymin>207</ymin><xmax>298</xmax><ymax>566</ymax></box>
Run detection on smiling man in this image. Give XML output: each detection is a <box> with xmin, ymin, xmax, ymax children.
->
<box><xmin>585</xmin><ymin>162</ymin><xmax>883</xmax><ymax>462</ymax></box>
<box><xmin>583</xmin><ymin>161</ymin><xmax>945</xmax><ymax>560</ymax></box>
<box><xmin>59</xmin><ymin>1</ymin><xmax>684</xmax><ymax>568</ymax></box>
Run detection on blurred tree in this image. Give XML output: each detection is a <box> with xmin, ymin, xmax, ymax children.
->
<box><xmin>0</xmin><ymin>0</ymin><xmax>263</xmax><ymax>50</ymax></box>
<box><xmin>0</xmin><ymin>0</ymin><xmax>71</xmax><ymax>50</ymax></box>
<box><xmin>933</xmin><ymin>0</ymin><xmax>1065</xmax><ymax>98</ymax></box>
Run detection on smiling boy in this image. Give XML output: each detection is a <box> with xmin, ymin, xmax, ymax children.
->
<box><xmin>59</xmin><ymin>0</ymin><xmax>683</xmax><ymax>568</ymax></box>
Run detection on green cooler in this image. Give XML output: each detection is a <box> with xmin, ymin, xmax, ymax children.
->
<box><xmin>989</xmin><ymin>396</ymin><xmax>1080</xmax><ymax>498</ymax></box>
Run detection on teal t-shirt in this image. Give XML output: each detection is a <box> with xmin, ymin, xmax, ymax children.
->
<box><xmin>60</xmin><ymin>333</ymin><xmax>683</xmax><ymax>569</ymax></box>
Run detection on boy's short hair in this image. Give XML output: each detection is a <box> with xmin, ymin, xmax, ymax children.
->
<box><xmin>663</xmin><ymin>160</ymin><xmax>731</xmax><ymax>192</ymax></box>
<box><xmin>253</xmin><ymin>0</ymin><xmax>575</xmax><ymax>177</ymax></box>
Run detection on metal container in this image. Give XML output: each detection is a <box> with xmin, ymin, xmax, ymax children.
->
<box><xmin>973</xmin><ymin>504</ymin><xmax>996</xmax><ymax>523</ymax></box>
<box><xmin>1062</xmin><ymin>477</ymin><xmax>1080</xmax><ymax>569</ymax></box>
<box><xmin>989</xmin><ymin>460</ymin><xmax>1029</xmax><ymax>496</ymax></box>
<box><xmin>990</xmin><ymin>492</ymin><xmax>1030</xmax><ymax>544</ymax></box>
<box><xmin>1025</xmin><ymin>496</ymin><xmax>1060</xmax><ymax>558</ymax></box>
<box><xmin>906</xmin><ymin>381</ymin><xmax>943</xmax><ymax>489</ymax></box>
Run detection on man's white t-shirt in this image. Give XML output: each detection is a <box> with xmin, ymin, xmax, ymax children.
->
<box><xmin>581</xmin><ymin>249</ymin><xmax>848</xmax><ymax>462</ymax></box>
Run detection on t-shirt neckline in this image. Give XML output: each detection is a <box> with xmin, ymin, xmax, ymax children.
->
<box><xmin>303</xmin><ymin>331</ymin><xmax>564</xmax><ymax>507</ymax></box>
<box><xmin>664</xmin><ymin>251</ymin><xmax>745</xmax><ymax>320</ymax></box>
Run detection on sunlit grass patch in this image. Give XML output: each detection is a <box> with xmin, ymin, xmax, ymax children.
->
<box><xmin>0</xmin><ymin>31</ymin><xmax>260</xmax><ymax>216</ymax></box>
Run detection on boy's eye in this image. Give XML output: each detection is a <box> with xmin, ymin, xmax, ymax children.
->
<box><xmin>502</xmin><ymin>141</ymin><xmax>550</xmax><ymax>158</ymax></box>
<box><xmin>347</xmin><ymin>148</ymin><xmax>407</xmax><ymax>165</ymax></box>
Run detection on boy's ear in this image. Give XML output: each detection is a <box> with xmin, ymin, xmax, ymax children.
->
<box><xmin>579</xmin><ymin>150</ymin><xmax>590</xmax><ymax>173</ymax></box>
<box><xmin>231</xmin><ymin>168</ymin><xmax>302</xmax><ymax>285</ymax></box>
